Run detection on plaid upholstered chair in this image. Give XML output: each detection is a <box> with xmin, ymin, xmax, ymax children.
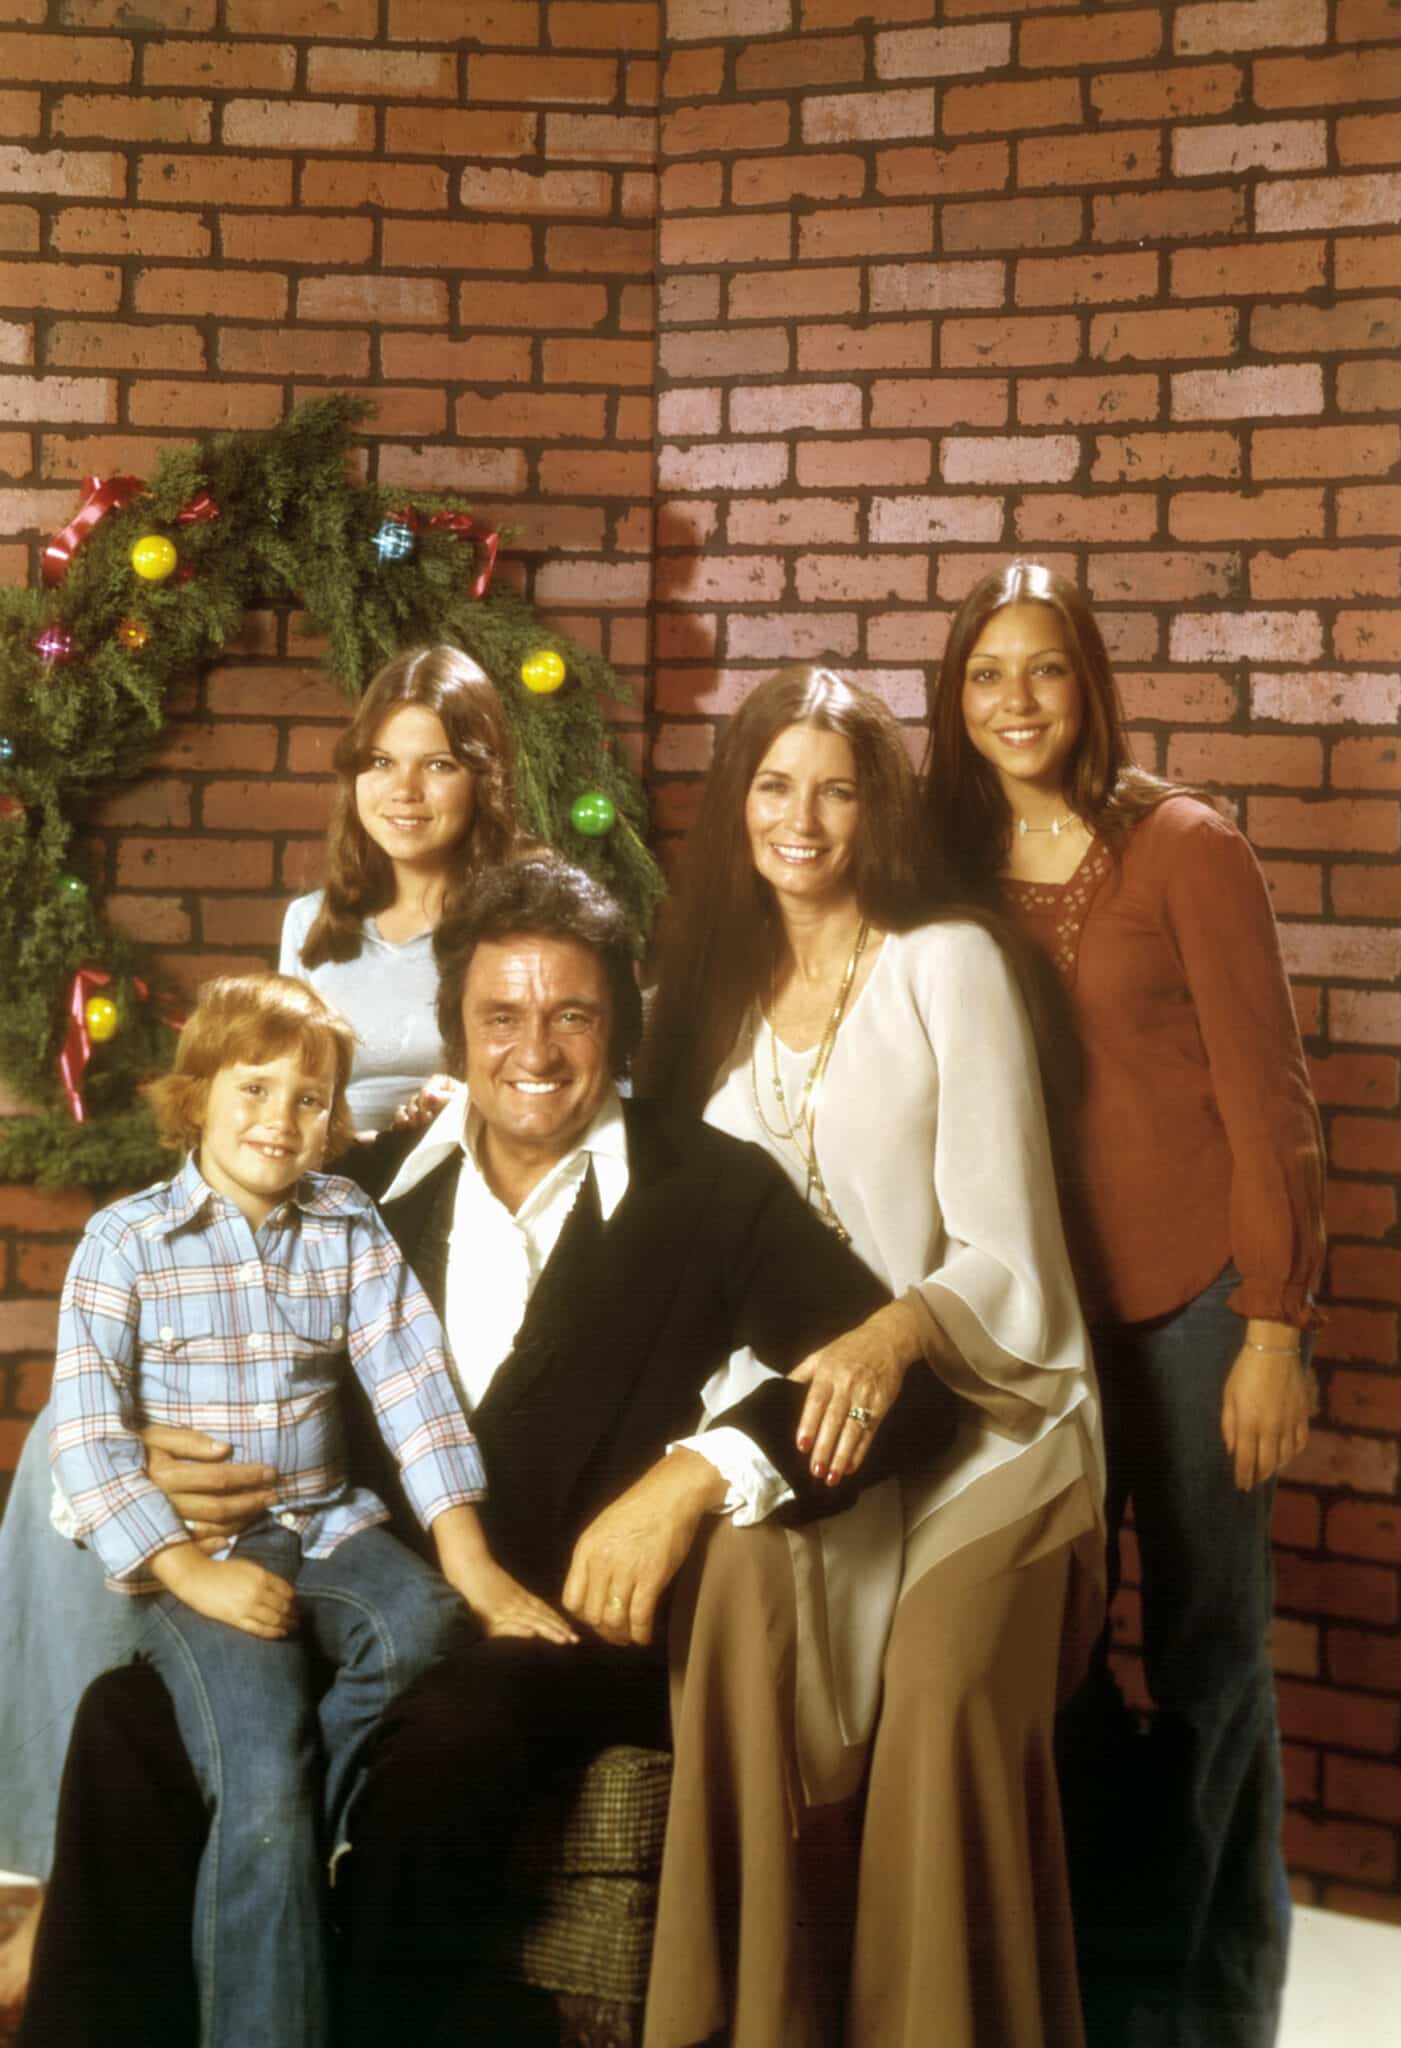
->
<box><xmin>492</xmin><ymin>1742</ymin><xmax>674</xmax><ymax>2048</ymax></box>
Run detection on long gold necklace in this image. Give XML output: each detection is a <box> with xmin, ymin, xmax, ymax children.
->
<box><xmin>749</xmin><ymin>918</ymin><xmax>869</xmax><ymax>1242</ymax></box>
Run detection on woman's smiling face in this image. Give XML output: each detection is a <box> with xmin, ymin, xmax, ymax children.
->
<box><xmin>744</xmin><ymin>723</ymin><xmax>862</xmax><ymax>911</ymax></box>
<box><xmin>959</xmin><ymin>602</ymin><xmax>1083</xmax><ymax>801</ymax></box>
<box><xmin>354</xmin><ymin>704</ymin><xmax>475</xmax><ymax>873</ymax></box>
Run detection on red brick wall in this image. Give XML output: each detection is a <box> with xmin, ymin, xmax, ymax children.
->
<box><xmin>2</xmin><ymin>0</ymin><xmax>1399</xmax><ymax>1913</ymax></box>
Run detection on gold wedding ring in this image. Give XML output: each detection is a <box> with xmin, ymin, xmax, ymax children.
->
<box><xmin>605</xmin><ymin>1594</ymin><xmax>624</xmax><ymax>1611</ymax></box>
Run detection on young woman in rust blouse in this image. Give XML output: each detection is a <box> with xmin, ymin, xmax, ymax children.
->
<box><xmin>924</xmin><ymin>561</ymin><xmax>1325</xmax><ymax>2048</ymax></box>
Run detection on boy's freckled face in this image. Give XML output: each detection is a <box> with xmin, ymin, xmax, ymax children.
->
<box><xmin>197</xmin><ymin>1047</ymin><xmax>336</xmax><ymax>1229</ymax></box>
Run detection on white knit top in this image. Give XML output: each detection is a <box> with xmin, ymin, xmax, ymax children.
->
<box><xmin>279</xmin><ymin>892</ymin><xmax>448</xmax><ymax>1133</ymax></box>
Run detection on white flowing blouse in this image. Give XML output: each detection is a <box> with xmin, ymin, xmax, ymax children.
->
<box><xmin>704</xmin><ymin>918</ymin><xmax>1104</xmax><ymax>1798</ymax></box>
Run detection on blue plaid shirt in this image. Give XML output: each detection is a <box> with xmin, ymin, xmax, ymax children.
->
<box><xmin>50</xmin><ymin>1154</ymin><xmax>486</xmax><ymax>1590</ymax></box>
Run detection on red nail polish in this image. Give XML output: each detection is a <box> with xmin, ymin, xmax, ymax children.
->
<box><xmin>811</xmin><ymin>1462</ymin><xmax>825</xmax><ymax>1480</ymax></box>
<box><xmin>797</xmin><ymin>1436</ymin><xmax>811</xmax><ymax>1454</ymax></box>
<box><xmin>827</xmin><ymin>1468</ymin><xmax>841</xmax><ymax>1487</ymax></box>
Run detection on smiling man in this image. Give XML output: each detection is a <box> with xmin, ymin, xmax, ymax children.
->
<box><xmin>326</xmin><ymin>857</ymin><xmax>901</xmax><ymax>2044</ymax></box>
<box><xmin>23</xmin><ymin>859</ymin><xmax>924</xmax><ymax>2048</ymax></box>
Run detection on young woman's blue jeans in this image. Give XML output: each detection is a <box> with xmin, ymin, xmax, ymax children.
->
<box><xmin>0</xmin><ymin>1409</ymin><xmax>153</xmax><ymax>1881</ymax></box>
<box><xmin>146</xmin><ymin>1519</ymin><xmax>467</xmax><ymax>2048</ymax></box>
<box><xmin>1060</xmin><ymin>1265</ymin><xmax>1293</xmax><ymax>2048</ymax></box>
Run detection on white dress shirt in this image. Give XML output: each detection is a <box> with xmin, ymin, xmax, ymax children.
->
<box><xmin>379</xmin><ymin>1087</ymin><xmax>790</xmax><ymax>1521</ymax></box>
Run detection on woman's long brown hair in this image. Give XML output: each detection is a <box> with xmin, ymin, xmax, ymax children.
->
<box><xmin>297</xmin><ymin>644</ymin><xmax>526</xmax><ymax>968</ymax></box>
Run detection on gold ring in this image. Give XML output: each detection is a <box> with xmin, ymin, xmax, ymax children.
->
<box><xmin>606</xmin><ymin>1594</ymin><xmax>624</xmax><ymax>1611</ymax></box>
<box><xmin>847</xmin><ymin>1404</ymin><xmax>874</xmax><ymax>1429</ymax></box>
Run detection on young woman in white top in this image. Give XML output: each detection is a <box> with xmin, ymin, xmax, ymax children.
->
<box><xmin>279</xmin><ymin>642</ymin><xmax>529</xmax><ymax>1132</ymax></box>
<box><xmin>637</xmin><ymin>666</ymin><xmax>1104</xmax><ymax>2048</ymax></box>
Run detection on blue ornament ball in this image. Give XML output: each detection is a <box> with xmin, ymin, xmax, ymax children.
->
<box><xmin>373</xmin><ymin>519</ymin><xmax>416</xmax><ymax>564</ymax></box>
<box><xmin>570</xmin><ymin>791</ymin><xmax>617</xmax><ymax>838</ymax></box>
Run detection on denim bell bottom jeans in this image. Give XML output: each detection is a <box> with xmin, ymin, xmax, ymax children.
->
<box><xmin>1061</xmin><ymin>1265</ymin><xmax>1294</xmax><ymax>2048</ymax></box>
<box><xmin>145</xmin><ymin>1519</ymin><xmax>467</xmax><ymax>2048</ymax></box>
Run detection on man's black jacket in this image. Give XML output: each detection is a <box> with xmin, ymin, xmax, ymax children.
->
<box><xmin>344</xmin><ymin>1099</ymin><xmax>957</xmax><ymax>1594</ymax></box>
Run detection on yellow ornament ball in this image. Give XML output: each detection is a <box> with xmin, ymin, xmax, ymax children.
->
<box><xmin>85</xmin><ymin>994</ymin><xmax>120</xmax><ymax>1043</ymax></box>
<box><xmin>520</xmin><ymin>649</ymin><xmax>567</xmax><ymax>695</ymax></box>
<box><xmin>131</xmin><ymin>534</ymin><xmax>178</xmax><ymax>582</ymax></box>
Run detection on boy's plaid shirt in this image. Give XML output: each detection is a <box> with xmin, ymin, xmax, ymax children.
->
<box><xmin>50</xmin><ymin>1153</ymin><xmax>486</xmax><ymax>1589</ymax></box>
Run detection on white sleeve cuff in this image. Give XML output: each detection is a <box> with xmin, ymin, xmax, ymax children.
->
<box><xmin>49</xmin><ymin>1476</ymin><xmax>81</xmax><ymax>1541</ymax></box>
<box><xmin>669</xmin><ymin>1425</ymin><xmax>795</xmax><ymax>1527</ymax></box>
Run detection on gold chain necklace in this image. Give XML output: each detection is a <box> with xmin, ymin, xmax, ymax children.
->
<box><xmin>749</xmin><ymin>918</ymin><xmax>869</xmax><ymax>1242</ymax></box>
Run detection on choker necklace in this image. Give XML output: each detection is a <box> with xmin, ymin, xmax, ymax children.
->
<box><xmin>1017</xmin><ymin>811</ymin><xmax>1077</xmax><ymax>837</ymax></box>
<box><xmin>749</xmin><ymin>919</ymin><xmax>869</xmax><ymax>1243</ymax></box>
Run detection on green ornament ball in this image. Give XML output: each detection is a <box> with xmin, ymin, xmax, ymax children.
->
<box><xmin>570</xmin><ymin>790</ymin><xmax>616</xmax><ymax>838</ymax></box>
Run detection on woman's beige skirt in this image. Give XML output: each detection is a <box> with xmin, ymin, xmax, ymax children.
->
<box><xmin>645</xmin><ymin>1481</ymin><xmax>1101</xmax><ymax>2048</ymax></box>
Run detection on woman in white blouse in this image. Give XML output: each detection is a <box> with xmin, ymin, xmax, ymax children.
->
<box><xmin>637</xmin><ymin>666</ymin><xmax>1104</xmax><ymax>2048</ymax></box>
<box><xmin>279</xmin><ymin>641</ymin><xmax>529</xmax><ymax>1132</ymax></box>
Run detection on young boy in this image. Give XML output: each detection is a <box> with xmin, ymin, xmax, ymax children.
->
<box><xmin>48</xmin><ymin>973</ymin><xmax>546</xmax><ymax>2048</ymax></box>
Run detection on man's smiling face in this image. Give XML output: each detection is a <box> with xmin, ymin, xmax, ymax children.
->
<box><xmin>462</xmin><ymin>934</ymin><xmax>614</xmax><ymax>1183</ymax></box>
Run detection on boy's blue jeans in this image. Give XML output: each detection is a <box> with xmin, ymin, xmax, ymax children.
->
<box><xmin>1061</xmin><ymin>1265</ymin><xmax>1294</xmax><ymax>2048</ymax></box>
<box><xmin>146</xmin><ymin>1519</ymin><xmax>468</xmax><ymax>2048</ymax></box>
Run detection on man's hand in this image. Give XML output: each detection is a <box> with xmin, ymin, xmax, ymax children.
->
<box><xmin>141</xmin><ymin>1425</ymin><xmax>277</xmax><ymax>1551</ymax></box>
<box><xmin>1221</xmin><ymin>1346</ymin><xmax>1311</xmax><ymax>1491</ymax></box>
<box><xmin>563</xmin><ymin>1449</ymin><xmax>727</xmax><ymax>1647</ymax></box>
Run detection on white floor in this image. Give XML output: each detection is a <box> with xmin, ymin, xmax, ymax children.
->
<box><xmin>4</xmin><ymin>1878</ymin><xmax>1400</xmax><ymax>2038</ymax></box>
<box><xmin>1281</xmin><ymin>1904</ymin><xmax>1401</xmax><ymax>2046</ymax></box>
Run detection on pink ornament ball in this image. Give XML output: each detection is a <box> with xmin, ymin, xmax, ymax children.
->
<box><xmin>34</xmin><ymin>624</ymin><xmax>76</xmax><ymax>666</ymax></box>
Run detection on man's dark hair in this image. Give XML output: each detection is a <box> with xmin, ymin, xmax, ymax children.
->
<box><xmin>435</xmin><ymin>857</ymin><xmax>643</xmax><ymax>1080</ymax></box>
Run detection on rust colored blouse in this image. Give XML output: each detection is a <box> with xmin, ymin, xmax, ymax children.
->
<box><xmin>1004</xmin><ymin>795</ymin><xmax>1326</xmax><ymax>1329</ymax></box>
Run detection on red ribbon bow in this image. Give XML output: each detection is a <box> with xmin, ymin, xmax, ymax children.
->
<box><xmin>42</xmin><ymin>478</ymin><xmax>221</xmax><ymax>588</ymax></box>
<box><xmin>60</xmin><ymin>968</ymin><xmax>186</xmax><ymax>1122</ymax></box>
<box><xmin>392</xmin><ymin>508</ymin><xmax>500</xmax><ymax>601</ymax></box>
<box><xmin>42</xmin><ymin>476</ymin><xmax>145</xmax><ymax>587</ymax></box>
<box><xmin>176</xmin><ymin>490</ymin><xmax>221</xmax><ymax>527</ymax></box>
<box><xmin>60</xmin><ymin>969</ymin><xmax>129</xmax><ymax>1123</ymax></box>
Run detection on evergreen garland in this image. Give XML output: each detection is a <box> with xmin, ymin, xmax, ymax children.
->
<box><xmin>0</xmin><ymin>397</ymin><xmax>664</xmax><ymax>1189</ymax></box>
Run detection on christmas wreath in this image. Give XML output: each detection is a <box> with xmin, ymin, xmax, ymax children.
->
<box><xmin>0</xmin><ymin>397</ymin><xmax>663</xmax><ymax>1189</ymax></box>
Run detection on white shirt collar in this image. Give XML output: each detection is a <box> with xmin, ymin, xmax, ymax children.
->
<box><xmin>380</xmin><ymin>1083</ymin><xmax>630</xmax><ymax>1221</ymax></box>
